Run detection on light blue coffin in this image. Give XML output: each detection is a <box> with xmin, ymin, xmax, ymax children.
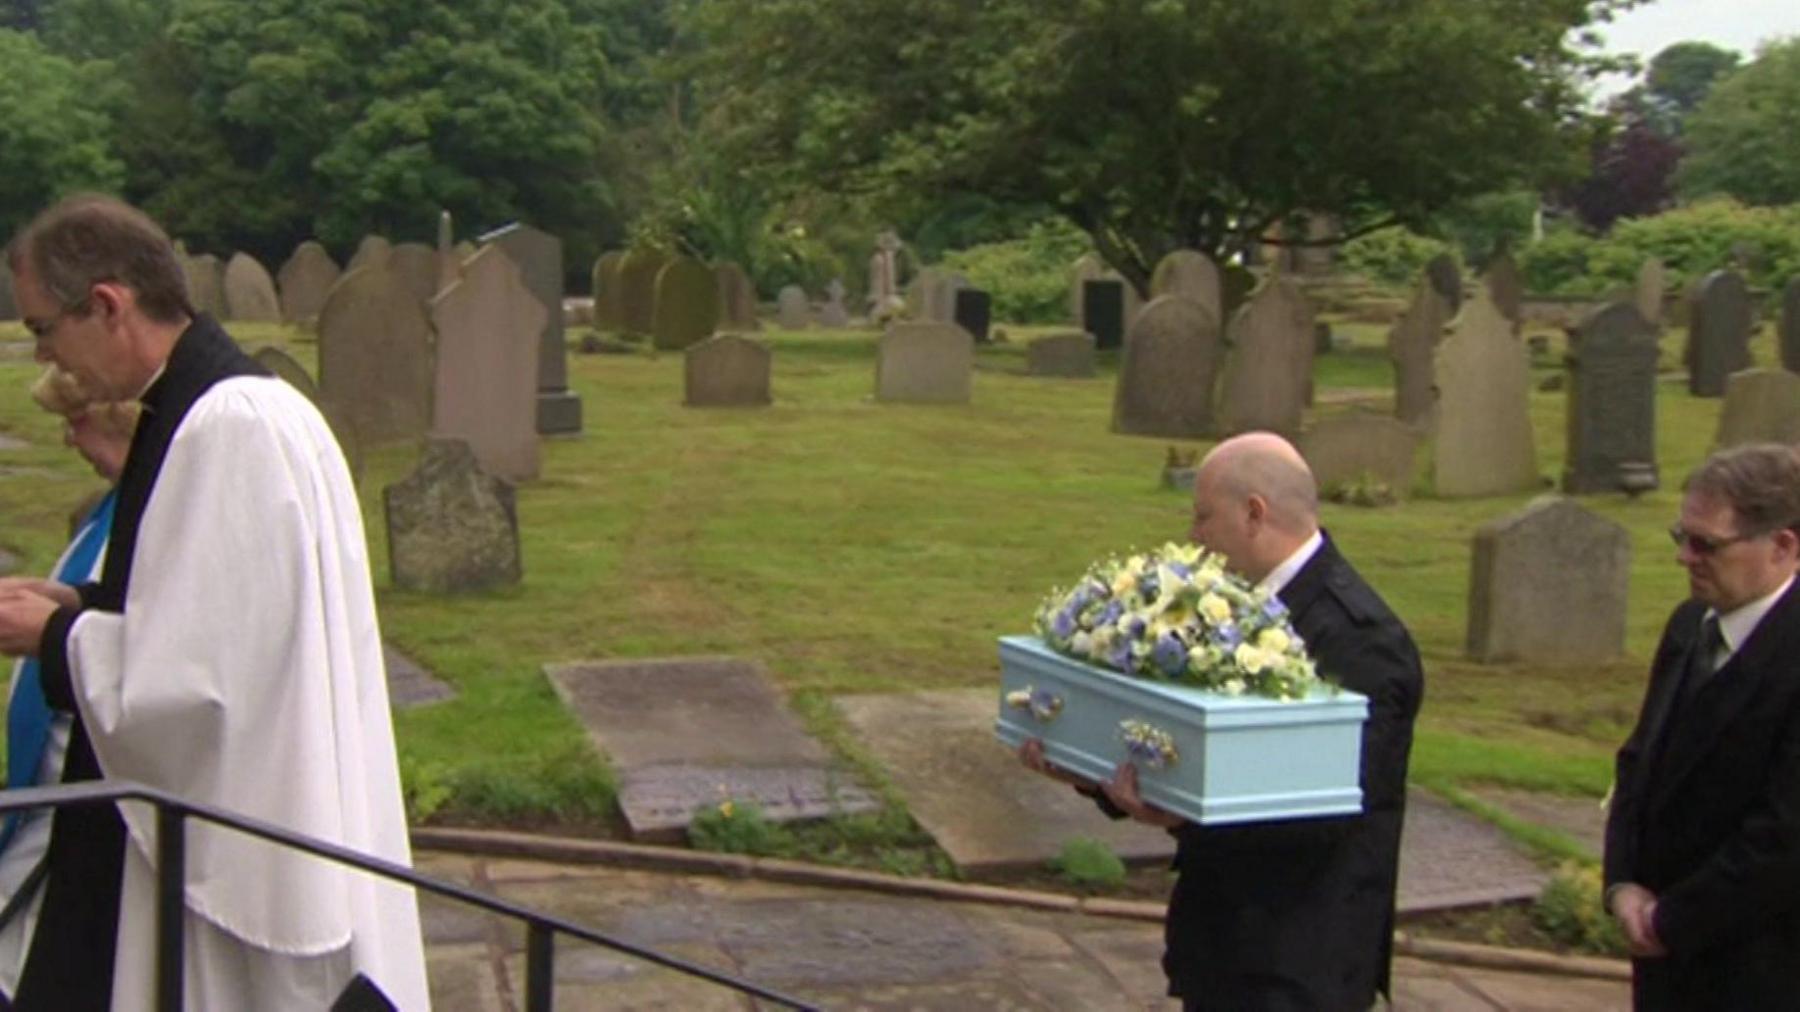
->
<box><xmin>994</xmin><ymin>635</ymin><xmax>1368</xmax><ymax>825</ymax></box>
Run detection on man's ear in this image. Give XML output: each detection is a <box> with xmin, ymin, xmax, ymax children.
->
<box><xmin>1244</xmin><ymin>493</ymin><xmax>1268</xmax><ymax>527</ymax></box>
<box><xmin>88</xmin><ymin>281</ymin><xmax>129</xmax><ymax>324</ymax></box>
<box><xmin>1773</xmin><ymin>527</ymin><xmax>1800</xmax><ymax>563</ymax></box>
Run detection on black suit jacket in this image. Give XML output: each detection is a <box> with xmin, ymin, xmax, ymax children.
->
<box><xmin>1161</xmin><ymin>534</ymin><xmax>1424</xmax><ymax>1009</ymax></box>
<box><xmin>1604</xmin><ymin>579</ymin><xmax>1800</xmax><ymax>1010</ymax></box>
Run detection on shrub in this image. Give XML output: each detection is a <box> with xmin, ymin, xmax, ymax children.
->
<box><xmin>942</xmin><ymin>219</ymin><xmax>1093</xmax><ymax>324</ymax></box>
<box><xmin>1052</xmin><ymin>837</ymin><xmax>1127</xmax><ymax>889</ymax></box>
<box><xmin>1530</xmin><ymin>861</ymin><xmax>1627</xmax><ymax>957</ymax></box>
<box><xmin>687</xmin><ymin>798</ymin><xmax>796</xmax><ymax>856</ymax></box>
<box><xmin>1338</xmin><ymin>228</ymin><xmax>1453</xmax><ymax>287</ymax></box>
<box><xmin>1517</xmin><ymin>200</ymin><xmax>1800</xmax><ymax>295</ymax></box>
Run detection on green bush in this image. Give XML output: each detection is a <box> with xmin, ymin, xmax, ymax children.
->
<box><xmin>1518</xmin><ymin>199</ymin><xmax>1800</xmax><ymax>295</ymax></box>
<box><xmin>942</xmin><ymin>219</ymin><xmax>1093</xmax><ymax>324</ymax></box>
<box><xmin>1052</xmin><ymin>837</ymin><xmax>1127</xmax><ymax>889</ymax></box>
<box><xmin>1530</xmin><ymin>861</ymin><xmax>1627</xmax><ymax>957</ymax></box>
<box><xmin>1338</xmin><ymin>228</ymin><xmax>1454</xmax><ymax>287</ymax></box>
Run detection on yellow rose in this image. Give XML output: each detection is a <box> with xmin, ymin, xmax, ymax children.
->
<box><xmin>1198</xmin><ymin>593</ymin><xmax>1231</xmax><ymax>624</ymax></box>
<box><xmin>1234</xmin><ymin>643</ymin><xmax>1270</xmax><ymax>674</ymax></box>
<box><xmin>1257</xmin><ymin>627</ymin><xmax>1291</xmax><ymax>653</ymax></box>
<box><xmin>1112</xmin><ymin>572</ymin><xmax>1138</xmax><ymax>595</ymax></box>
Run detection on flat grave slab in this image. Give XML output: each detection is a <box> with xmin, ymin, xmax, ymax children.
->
<box><xmin>834</xmin><ymin>688</ymin><xmax>1178</xmax><ymax>876</ymax></box>
<box><xmin>1397</xmin><ymin>788</ymin><xmax>1547</xmax><ymax>912</ymax></box>
<box><xmin>0</xmin><ymin>434</ymin><xmax>30</xmax><ymax>451</ymax></box>
<box><xmin>384</xmin><ymin>642</ymin><xmax>457</xmax><ymax>709</ymax></box>
<box><xmin>546</xmin><ymin>656</ymin><xmax>878</xmax><ymax>841</ymax></box>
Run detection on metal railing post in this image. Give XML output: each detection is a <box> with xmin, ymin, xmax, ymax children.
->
<box><xmin>525</xmin><ymin>921</ymin><xmax>555</xmax><ymax>1012</ymax></box>
<box><xmin>156</xmin><ymin>802</ymin><xmax>187</xmax><ymax>1012</ymax></box>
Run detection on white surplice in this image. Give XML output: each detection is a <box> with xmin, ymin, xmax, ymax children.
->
<box><xmin>62</xmin><ymin>376</ymin><xmax>429</xmax><ymax>1011</ymax></box>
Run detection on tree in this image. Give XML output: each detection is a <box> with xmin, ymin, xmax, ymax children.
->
<box><xmin>1645</xmin><ymin>41</ymin><xmax>1740</xmax><ymax>120</ymax></box>
<box><xmin>1564</xmin><ymin>118</ymin><xmax>1682</xmax><ymax>230</ymax></box>
<box><xmin>0</xmin><ymin>29</ymin><xmax>124</xmax><ymax>239</ymax></box>
<box><xmin>1679</xmin><ymin>39</ymin><xmax>1800</xmax><ymax>207</ymax></box>
<box><xmin>680</xmin><ymin>0</ymin><xmax>1632</xmax><ymax>291</ymax></box>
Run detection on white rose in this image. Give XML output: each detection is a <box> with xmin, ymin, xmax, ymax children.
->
<box><xmin>1234</xmin><ymin>643</ymin><xmax>1270</xmax><ymax>674</ymax></box>
<box><xmin>1257</xmin><ymin>627</ymin><xmax>1291</xmax><ymax>653</ymax></box>
<box><xmin>1198</xmin><ymin>593</ymin><xmax>1232</xmax><ymax>624</ymax></box>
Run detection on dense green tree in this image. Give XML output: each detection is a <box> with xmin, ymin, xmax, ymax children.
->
<box><xmin>1678</xmin><ymin>39</ymin><xmax>1800</xmax><ymax>207</ymax></box>
<box><xmin>1645</xmin><ymin>41</ymin><xmax>1740</xmax><ymax>119</ymax></box>
<box><xmin>0</xmin><ymin>29</ymin><xmax>124</xmax><ymax>239</ymax></box>
<box><xmin>681</xmin><ymin>0</ymin><xmax>1632</xmax><ymax>291</ymax></box>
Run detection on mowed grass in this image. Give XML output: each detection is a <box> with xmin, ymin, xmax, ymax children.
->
<box><xmin>0</xmin><ymin>309</ymin><xmax>1785</xmax><ymax>830</ymax></box>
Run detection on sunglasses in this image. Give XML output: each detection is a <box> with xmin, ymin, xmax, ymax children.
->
<box><xmin>1668</xmin><ymin>524</ymin><xmax>1765</xmax><ymax>556</ymax></box>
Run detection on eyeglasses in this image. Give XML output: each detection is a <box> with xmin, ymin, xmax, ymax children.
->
<box><xmin>1668</xmin><ymin>524</ymin><xmax>1765</xmax><ymax>556</ymax></box>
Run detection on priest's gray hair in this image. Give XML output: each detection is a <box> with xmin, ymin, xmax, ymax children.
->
<box><xmin>1686</xmin><ymin>443</ymin><xmax>1800</xmax><ymax>537</ymax></box>
<box><xmin>7</xmin><ymin>194</ymin><xmax>194</xmax><ymax>325</ymax></box>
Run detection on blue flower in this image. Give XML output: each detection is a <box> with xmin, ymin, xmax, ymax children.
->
<box><xmin>1099</xmin><ymin>601</ymin><xmax>1124</xmax><ymax>626</ymax></box>
<box><xmin>1152</xmin><ymin>633</ymin><xmax>1186</xmax><ymax>676</ymax></box>
<box><xmin>1125</xmin><ymin>615</ymin><xmax>1147</xmax><ymax>638</ymax></box>
<box><xmin>1261</xmin><ymin>597</ymin><xmax>1288</xmax><ymax>621</ymax></box>
<box><xmin>1051</xmin><ymin>608</ymin><xmax>1076</xmax><ymax>639</ymax></box>
<box><xmin>1167</xmin><ymin>562</ymin><xmax>1191</xmax><ymax>579</ymax></box>
<box><xmin>1212</xmin><ymin>621</ymin><xmax>1244</xmax><ymax>650</ymax></box>
<box><xmin>1108</xmin><ymin>640</ymin><xmax>1132</xmax><ymax>673</ymax></box>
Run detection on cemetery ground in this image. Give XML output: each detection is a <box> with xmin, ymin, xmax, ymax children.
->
<box><xmin>0</xmin><ymin>308</ymin><xmax>1784</xmax><ymax>962</ymax></box>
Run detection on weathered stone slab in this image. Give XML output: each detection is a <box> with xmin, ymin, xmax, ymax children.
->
<box><xmin>222</xmin><ymin>252</ymin><xmax>280</xmax><ymax>323</ymax></box>
<box><xmin>1433</xmin><ymin>289</ymin><xmax>1539</xmax><ymax>497</ymax></box>
<box><xmin>1636</xmin><ymin>258</ymin><xmax>1666</xmax><ymax>329</ymax></box>
<box><xmin>180</xmin><ymin>252</ymin><xmax>227</xmax><ymax>319</ymax></box>
<box><xmin>1467</xmin><ymin>496</ymin><xmax>1630</xmax><ymax>663</ymax></box>
<box><xmin>921</xmin><ymin>271</ymin><xmax>967</xmax><ymax>324</ymax></box>
<box><xmin>875</xmin><ymin>322</ymin><xmax>972</xmax><ymax>404</ymax></box>
<box><xmin>391</xmin><ymin>242</ymin><xmax>442</xmax><ymax>308</ymax></box>
<box><xmin>384</xmin><ymin>642</ymin><xmax>457</xmax><ymax>709</ymax></box>
<box><xmin>1297</xmin><ymin>415</ymin><xmax>1420</xmax><ymax>496</ymax></box>
<box><xmin>1685</xmin><ymin>269</ymin><xmax>1752</xmax><ymax>397</ymax></box>
<box><xmin>479</xmin><ymin>223</ymin><xmax>581</xmax><ymax>435</ymax></box>
<box><xmin>545</xmin><ymin>656</ymin><xmax>877</xmax><ymax>841</ymax></box>
<box><xmin>348</xmin><ymin>234</ymin><xmax>392</xmax><ymax>272</ymax></box>
<box><xmin>1026</xmin><ymin>332</ymin><xmax>1096</xmax><ymax>378</ymax></box>
<box><xmin>616</xmin><ymin>248</ymin><xmax>667</xmax><ymax>335</ymax></box>
<box><xmin>1112</xmin><ymin>295</ymin><xmax>1221</xmax><ymax>438</ymax></box>
<box><xmin>652</xmin><ymin>256</ymin><xmax>721</xmax><ymax>351</ymax></box>
<box><xmin>1563</xmin><ymin>302</ymin><xmax>1660</xmax><ymax>494</ymax></box>
<box><xmin>1217</xmin><ymin>277</ymin><xmax>1313</xmax><ymax>436</ymax></box>
<box><xmin>590</xmin><ymin>251</ymin><xmax>625</xmax><ymax>332</ymax></box>
<box><xmin>819</xmin><ymin>278</ymin><xmax>850</xmax><ymax>328</ymax></box>
<box><xmin>1715</xmin><ymin>369</ymin><xmax>1800</xmax><ymax>448</ymax></box>
<box><xmin>1397</xmin><ymin>789</ymin><xmax>1547</xmax><ymax>912</ymax></box>
<box><xmin>834</xmin><ymin>689</ymin><xmax>1176</xmax><ymax>874</ymax></box>
<box><xmin>384</xmin><ymin>439</ymin><xmax>521</xmax><ymax>594</ymax></box>
<box><xmin>277</xmin><ymin>241</ymin><xmax>340</xmax><ymax>324</ymax></box>
<box><xmin>431</xmin><ymin>245</ymin><xmax>545</xmax><ymax>482</ymax></box>
<box><xmin>1482</xmin><ymin>251</ymin><xmax>1523</xmax><ymax>333</ymax></box>
<box><xmin>1424</xmin><ymin>253</ymin><xmax>1462</xmax><ymax>313</ymax></box>
<box><xmin>250</xmin><ymin>346</ymin><xmax>318</xmax><ymax>401</ymax></box>
<box><xmin>317</xmin><ymin>265</ymin><xmax>434</xmax><ymax>444</ymax></box>
<box><xmin>1781</xmin><ymin>276</ymin><xmax>1800</xmax><ymax>374</ymax></box>
<box><xmin>1150</xmin><ymin>250</ymin><xmax>1220</xmax><ymax>321</ymax></box>
<box><xmin>1387</xmin><ymin>283</ymin><xmax>1451</xmax><ymax>425</ymax></box>
<box><xmin>714</xmin><ymin>261</ymin><xmax>759</xmax><ymax>332</ymax></box>
<box><xmin>776</xmin><ymin>285</ymin><xmax>810</xmax><ymax>330</ymax></box>
<box><xmin>684</xmin><ymin>334</ymin><xmax>771</xmax><ymax>407</ymax></box>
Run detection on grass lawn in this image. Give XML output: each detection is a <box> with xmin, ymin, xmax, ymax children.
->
<box><xmin>0</xmin><ymin>308</ymin><xmax>1785</xmax><ymax>851</ymax></box>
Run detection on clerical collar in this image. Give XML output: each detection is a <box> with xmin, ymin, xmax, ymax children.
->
<box><xmin>133</xmin><ymin>363</ymin><xmax>167</xmax><ymax>404</ymax></box>
<box><xmin>1712</xmin><ymin>574</ymin><xmax>1796</xmax><ymax>658</ymax></box>
<box><xmin>1258</xmin><ymin>530</ymin><xmax>1324</xmax><ymax>597</ymax></box>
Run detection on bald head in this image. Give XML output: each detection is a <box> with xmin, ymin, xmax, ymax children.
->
<box><xmin>1189</xmin><ymin>432</ymin><xmax>1320</xmax><ymax>581</ymax></box>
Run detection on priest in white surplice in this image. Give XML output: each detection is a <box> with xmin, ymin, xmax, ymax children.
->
<box><xmin>0</xmin><ymin>196</ymin><xmax>428</xmax><ymax>1010</ymax></box>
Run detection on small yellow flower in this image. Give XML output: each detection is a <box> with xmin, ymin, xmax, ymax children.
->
<box><xmin>1198</xmin><ymin>593</ymin><xmax>1231</xmax><ymax>624</ymax></box>
<box><xmin>719</xmin><ymin>800</ymin><xmax>735</xmax><ymax>819</ymax></box>
<box><xmin>1257</xmin><ymin>627</ymin><xmax>1290</xmax><ymax>653</ymax></box>
<box><xmin>1234</xmin><ymin>643</ymin><xmax>1270</xmax><ymax>674</ymax></box>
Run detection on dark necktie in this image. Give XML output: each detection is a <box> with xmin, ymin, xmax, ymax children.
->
<box><xmin>1679</xmin><ymin>614</ymin><xmax>1726</xmax><ymax>706</ymax></box>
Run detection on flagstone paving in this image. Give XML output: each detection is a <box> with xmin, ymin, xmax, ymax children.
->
<box><xmin>386</xmin><ymin>642</ymin><xmax>458</xmax><ymax>709</ymax></box>
<box><xmin>1466</xmin><ymin>787</ymin><xmax>1606</xmax><ymax>859</ymax></box>
<box><xmin>414</xmin><ymin>852</ymin><xmax>1629</xmax><ymax>1011</ymax></box>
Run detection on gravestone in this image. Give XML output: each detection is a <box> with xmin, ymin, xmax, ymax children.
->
<box><xmin>1635</xmin><ymin>259</ymin><xmax>1666</xmax><ymax>329</ymax></box>
<box><xmin>1562</xmin><ymin>302</ymin><xmax>1660</xmax><ymax>494</ymax></box>
<box><xmin>1297</xmin><ymin>415</ymin><xmax>1421</xmax><ymax>497</ymax></box>
<box><xmin>1217</xmin><ymin>277</ymin><xmax>1314</xmax><ymax>436</ymax></box>
<box><xmin>1685</xmin><ymin>270</ymin><xmax>1752</xmax><ymax>397</ymax></box>
<box><xmin>1714</xmin><ymin>369</ymin><xmax>1800</xmax><ymax>448</ymax></box>
<box><xmin>615</xmin><ymin>248</ymin><xmax>667</xmax><ymax>335</ymax></box>
<box><xmin>714</xmin><ymin>260</ymin><xmax>759</xmax><ymax>331</ymax></box>
<box><xmin>1069</xmin><ymin>254</ymin><xmax>1106</xmax><ymax>323</ymax></box>
<box><xmin>1781</xmin><ymin>277</ymin><xmax>1800</xmax><ymax>374</ymax></box>
<box><xmin>1387</xmin><ymin>283</ymin><xmax>1451</xmax><ymax>425</ymax></box>
<box><xmin>223</xmin><ymin>253</ymin><xmax>281</xmax><ymax>323</ymax></box>
<box><xmin>390</xmin><ymin>243</ymin><xmax>440</xmax><ymax>308</ymax></box>
<box><xmin>479</xmin><ymin>223</ymin><xmax>582</xmax><ymax>434</ymax></box>
<box><xmin>819</xmin><ymin>278</ymin><xmax>850</xmax><ymax>328</ymax></box>
<box><xmin>0</xmin><ymin>264</ymin><xmax>15</xmax><ymax>320</ymax></box>
<box><xmin>277</xmin><ymin>241</ymin><xmax>341</xmax><ymax>324</ymax></box>
<box><xmin>1026</xmin><ymin>332</ymin><xmax>1095</xmax><ymax>378</ymax></box>
<box><xmin>922</xmin><ymin>271</ymin><xmax>968</xmax><ymax>323</ymax></box>
<box><xmin>875</xmin><ymin>322</ymin><xmax>973</xmax><ymax>404</ymax></box>
<box><xmin>1110</xmin><ymin>295</ymin><xmax>1221</xmax><ymax>438</ymax></box>
<box><xmin>1424</xmin><ymin>253</ymin><xmax>1462</xmax><ymax>313</ymax></box>
<box><xmin>1082</xmin><ymin>279</ymin><xmax>1126</xmax><ymax>351</ymax></box>
<box><xmin>384</xmin><ymin>438</ymin><xmax>520</xmax><ymax>594</ymax></box>
<box><xmin>684</xmin><ymin>334</ymin><xmax>772</xmax><ymax>407</ymax></box>
<box><xmin>1467</xmin><ymin>497</ymin><xmax>1630</xmax><ymax>663</ymax></box>
<box><xmin>1433</xmin><ymin>289</ymin><xmax>1539</xmax><ymax>497</ymax></box>
<box><xmin>348</xmin><ymin>235</ymin><xmax>392</xmax><ymax>272</ymax></box>
<box><xmin>1220</xmin><ymin>264</ymin><xmax>1257</xmax><ymax>326</ymax></box>
<box><xmin>1482</xmin><ymin>252</ymin><xmax>1523</xmax><ymax>334</ymax></box>
<box><xmin>316</xmin><ymin>265</ymin><xmax>433</xmax><ymax>444</ymax></box>
<box><xmin>546</xmin><ymin>657</ymin><xmax>878</xmax><ymax>841</ymax></box>
<box><xmin>431</xmin><ymin>245</ymin><xmax>545</xmax><ymax>482</ymax></box>
<box><xmin>651</xmin><ymin>256</ymin><xmax>721</xmax><ymax>351</ymax></box>
<box><xmin>776</xmin><ymin>285</ymin><xmax>811</xmax><ymax>330</ymax></box>
<box><xmin>181</xmin><ymin>253</ymin><xmax>228</xmax><ymax>319</ymax></box>
<box><xmin>436</xmin><ymin>209</ymin><xmax>457</xmax><ymax>294</ymax></box>
<box><xmin>250</xmin><ymin>346</ymin><xmax>318</xmax><ymax>402</ymax></box>
<box><xmin>1150</xmin><ymin>250</ymin><xmax>1221</xmax><ymax>320</ymax></box>
<box><xmin>952</xmin><ymin>288</ymin><xmax>991</xmax><ymax>343</ymax></box>
<box><xmin>590</xmin><ymin>251</ymin><xmax>625</xmax><ymax>331</ymax></box>
<box><xmin>866</xmin><ymin>231</ymin><xmax>904</xmax><ymax>318</ymax></box>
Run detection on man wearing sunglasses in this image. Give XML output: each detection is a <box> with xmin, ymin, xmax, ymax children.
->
<box><xmin>1605</xmin><ymin>443</ymin><xmax>1800</xmax><ymax>1008</ymax></box>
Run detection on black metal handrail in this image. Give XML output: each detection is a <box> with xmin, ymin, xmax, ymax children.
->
<box><xmin>0</xmin><ymin>780</ymin><xmax>817</xmax><ymax>1011</ymax></box>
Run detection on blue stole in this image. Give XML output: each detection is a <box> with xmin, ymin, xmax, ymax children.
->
<box><xmin>0</xmin><ymin>491</ymin><xmax>116</xmax><ymax>854</ymax></box>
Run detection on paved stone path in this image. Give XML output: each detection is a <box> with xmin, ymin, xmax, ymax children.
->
<box><xmin>1468</xmin><ymin>787</ymin><xmax>1605</xmax><ymax>859</ymax></box>
<box><xmin>416</xmin><ymin>851</ymin><xmax>1628</xmax><ymax>1011</ymax></box>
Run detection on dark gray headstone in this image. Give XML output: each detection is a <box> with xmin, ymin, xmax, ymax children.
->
<box><xmin>953</xmin><ymin>288</ymin><xmax>991</xmax><ymax>343</ymax></box>
<box><xmin>1714</xmin><ymin>369</ymin><xmax>1800</xmax><ymax>448</ymax></box>
<box><xmin>1111</xmin><ymin>295</ymin><xmax>1222</xmax><ymax>438</ymax></box>
<box><xmin>277</xmin><ymin>242</ymin><xmax>341</xmax><ymax>324</ymax></box>
<box><xmin>1781</xmin><ymin>277</ymin><xmax>1800</xmax><ymax>374</ymax></box>
<box><xmin>1217</xmin><ymin>277</ymin><xmax>1313</xmax><ymax>437</ymax></box>
<box><xmin>479</xmin><ymin>223</ymin><xmax>581</xmax><ymax>434</ymax></box>
<box><xmin>1468</xmin><ymin>497</ymin><xmax>1630</xmax><ymax>663</ymax></box>
<box><xmin>384</xmin><ymin>438</ymin><xmax>521</xmax><ymax>594</ymax></box>
<box><xmin>875</xmin><ymin>322</ymin><xmax>972</xmax><ymax>404</ymax></box>
<box><xmin>684</xmin><ymin>334</ymin><xmax>772</xmax><ymax>407</ymax></box>
<box><xmin>1562</xmin><ymin>302</ymin><xmax>1660</xmax><ymax>494</ymax></box>
<box><xmin>1685</xmin><ymin>270</ymin><xmax>1752</xmax><ymax>397</ymax></box>
<box><xmin>431</xmin><ymin>246</ymin><xmax>545</xmax><ymax>482</ymax></box>
<box><xmin>1425</xmin><ymin>253</ymin><xmax>1462</xmax><ymax>313</ymax></box>
<box><xmin>1025</xmin><ymin>332</ymin><xmax>1096</xmax><ymax>378</ymax></box>
<box><xmin>1433</xmin><ymin>289</ymin><xmax>1539</xmax><ymax>497</ymax></box>
<box><xmin>1082</xmin><ymin>279</ymin><xmax>1125</xmax><ymax>351</ymax></box>
<box><xmin>317</xmin><ymin>265</ymin><xmax>433</xmax><ymax>444</ymax></box>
